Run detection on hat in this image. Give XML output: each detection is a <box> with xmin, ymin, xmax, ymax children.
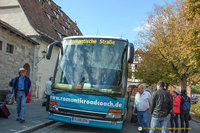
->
<box><xmin>174</xmin><ymin>89</ymin><xmax>180</xmax><ymax>95</ymax></box>
<box><xmin>19</xmin><ymin>68</ymin><xmax>26</xmax><ymax>72</ymax></box>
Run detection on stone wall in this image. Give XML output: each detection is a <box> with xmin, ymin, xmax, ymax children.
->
<box><xmin>0</xmin><ymin>25</ymin><xmax>35</xmax><ymax>91</ymax></box>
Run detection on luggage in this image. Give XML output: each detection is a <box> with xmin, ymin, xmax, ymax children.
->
<box><xmin>131</xmin><ymin>108</ymin><xmax>138</xmax><ymax>123</ymax></box>
<box><xmin>42</xmin><ymin>101</ymin><xmax>46</xmax><ymax>106</ymax></box>
<box><xmin>189</xmin><ymin>114</ymin><xmax>192</xmax><ymax>121</ymax></box>
<box><xmin>26</xmin><ymin>92</ymin><xmax>31</xmax><ymax>103</ymax></box>
<box><xmin>5</xmin><ymin>93</ymin><xmax>14</xmax><ymax>105</ymax></box>
<box><xmin>0</xmin><ymin>103</ymin><xmax>10</xmax><ymax>118</ymax></box>
<box><xmin>131</xmin><ymin>113</ymin><xmax>138</xmax><ymax>123</ymax></box>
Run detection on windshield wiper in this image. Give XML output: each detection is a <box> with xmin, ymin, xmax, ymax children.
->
<box><xmin>52</xmin><ymin>88</ymin><xmax>72</xmax><ymax>94</ymax></box>
<box><xmin>71</xmin><ymin>89</ymin><xmax>117</xmax><ymax>100</ymax></box>
<box><xmin>52</xmin><ymin>88</ymin><xmax>117</xmax><ymax>101</ymax></box>
<box><xmin>92</xmin><ymin>90</ymin><xmax>117</xmax><ymax>101</ymax></box>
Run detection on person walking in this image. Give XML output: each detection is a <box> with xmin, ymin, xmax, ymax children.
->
<box><xmin>170</xmin><ymin>89</ymin><xmax>181</xmax><ymax>133</ymax></box>
<box><xmin>13</xmin><ymin>68</ymin><xmax>31</xmax><ymax>123</ymax></box>
<box><xmin>45</xmin><ymin>77</ymin><xmax>53</xmax><ymax>111</ymax></box>
<box><xmin>150</xmin><ymin>81</ymin><xmax>173</xmax><ymax>133</ymax></box>
<box><xmin>133</xmin><ymin>84</ymin><xmax>151</xmax><ymax>133</ymax></box>
<box><xmin>180</xmin><ymin>89</ymin><xmax>191</xmax><ymax>133</ymax></box>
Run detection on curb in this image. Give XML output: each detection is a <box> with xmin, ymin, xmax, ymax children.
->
<box><xmin>15</xmin><ymin>120</ymin><xmax>56</xmax><ymax>133</ymax></box>
<box><xmin>190</xmin><ymin>112</ymin><xmax>200</xmax><ymax>123</ymax></box>
<box><xmin>191</xmin><ymin>117</ymin><xmax>200</xmax><ymax>123</ymax></box>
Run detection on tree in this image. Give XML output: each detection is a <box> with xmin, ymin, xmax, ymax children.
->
<box><xmin>187</xmin><ymin>0</ymin><xmax>200</xmax><ymax>19</ymax></box>
<box><xmin>135</xmin><ymin>48</ymin><xmax>179</xmax><ymax>87</ymax></box>
<box><xmin>135</xmin><ymin>0</ymin><xmax>200</xmax><ymax>89</ymax></box>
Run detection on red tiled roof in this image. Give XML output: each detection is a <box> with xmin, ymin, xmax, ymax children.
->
<box><xmin>135</xmin><ymin>48</ymin><xmax>143</xmax><ymax>55</ymax></box>
<box><xmin>18</xmin><ymin>0</ymin><xmax>82</xmax><ymax>42</ymax></box>
<box><xmin>0</xmin><ymin>19</ymin><xmax>39</xmax><ymax>45</ymax></box>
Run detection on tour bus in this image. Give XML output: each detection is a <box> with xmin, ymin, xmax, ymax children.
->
<box><xmin>46</xmin><ymin>36</ymin><xmax>134</xmax><ymax>130</ymax></box>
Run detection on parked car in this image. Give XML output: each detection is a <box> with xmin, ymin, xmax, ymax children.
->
<box><xmin>191</xmin><ymin>97</ymin><xmax>199</xmax><ymax>104</ymax></box>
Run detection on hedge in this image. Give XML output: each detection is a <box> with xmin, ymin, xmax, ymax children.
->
<box><xmin>191</xmin><ymin>99</ymin><xmax>200</xmax><ymax>119</ymax></box>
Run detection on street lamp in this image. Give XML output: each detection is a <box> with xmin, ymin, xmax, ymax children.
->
<box><xmin>41</xmin><ymin>50</ymin><xmax>46</xmax><ymax>58</ymax></box>
<box><xmin>35</xmin><ymin>50</ymin><xmax>47</xmax><ymax>65</ymax></box>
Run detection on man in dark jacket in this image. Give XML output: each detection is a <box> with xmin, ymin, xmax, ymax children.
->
<box><xmin>180</xmin><ymin>89</ymin><xmax>191</xmax><ymax>133</ymax></box>
<box><xmin>150</xmin><ymin>81</ymin><xmax>173</xmax><ymax>133</ymax></box>
<box><xmin>13</xmin><ymin>68</ymin><xmax>31</xmax><ymax>123</ymax></box>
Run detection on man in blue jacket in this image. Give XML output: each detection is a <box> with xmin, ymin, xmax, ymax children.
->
<box><xmin>13</xmin><ymin>68</ymin><xmax>31</xmax><ymax>122</ymax></box>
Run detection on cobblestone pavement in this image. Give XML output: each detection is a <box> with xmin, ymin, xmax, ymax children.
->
<box><xmin>0</xmin><ymin>100</ymin><xmax>48</xmax><ymax>133</ymax></box>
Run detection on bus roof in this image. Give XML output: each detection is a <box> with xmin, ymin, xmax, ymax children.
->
<box><xmin>63</xmin><ymin>36</ymin><xmax>128</xmax><ymax>41</ymax></box>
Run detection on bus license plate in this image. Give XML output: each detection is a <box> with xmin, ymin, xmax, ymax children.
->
<box><xmin>71</xmin><ymin>117</ymin><xmax>89</xmax><ymax>124</ymax></box>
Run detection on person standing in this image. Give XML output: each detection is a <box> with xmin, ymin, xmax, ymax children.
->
<box><xmin>180</xmin><ymin>89</ymin><xmax>191</xmax><ymax>133</ymax></box>
<box><xmin>150</xmin><ymin>81</ymin><xmax>173</xmax><ymax>133</ymax></box>
<box><xmin>133</xmin><ymin>84</ymin><xmax>151</xmax><ymax>133</ymax></box>
<box><xmin>45</xmin><ymin>77</ymin><xmax>53</xmax><ymax>111</ymax></box>
<box><xmin>170</xmin><ymin>89</ymin><xmax>181</xmax><ymax>133</ymax></box>
<box><xmin>13</xmin><ymin>68</ymin><xmax>31</xmax><ymax>123</ymax></box>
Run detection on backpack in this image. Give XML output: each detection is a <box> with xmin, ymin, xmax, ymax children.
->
<box><xmin>9</xmin><ymin>79</ymin><xmax>14</xmax><ymax>87</ymax></box>
<box><xmin>181</xmin><ymin>96</ymin><xmax>190</xmax><ymax>111</ymax></box>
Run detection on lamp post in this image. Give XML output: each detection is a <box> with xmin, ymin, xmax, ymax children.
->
<box><xmin>41</xmin><ymin>50</ymin><xmax>46</xmax><ymax>58</ymax></box>
<box><xmin>35</xmin><ymin>50</ymin><xmax>47</xmax><ymax>65</ymax></box>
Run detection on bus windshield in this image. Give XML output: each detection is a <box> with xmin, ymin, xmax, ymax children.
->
<box><xmin>53</xmin><ymin>38</ymin><xmax>128</xmax><ymax>95</ymax></box>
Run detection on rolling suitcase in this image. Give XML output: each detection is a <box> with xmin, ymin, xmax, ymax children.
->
<box><xmin>42</xmin><ymin>101</ymin><xmax>46</xmax><ymax>107</ymax></box>
<box><xmin>0</xmin><ymin>103</ymin><xmax>10</xmax><ymax>118</ymax></box>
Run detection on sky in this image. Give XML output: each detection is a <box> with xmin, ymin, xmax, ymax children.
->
<box><xmin>54</xmin><ymin>0</ymin><xmax>175</xmax><ymax>48</ymax></box>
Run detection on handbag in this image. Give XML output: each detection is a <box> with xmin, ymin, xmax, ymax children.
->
<box><xmin>131</xmin><ymin>108</ymin><xmax>138</xmax><ymax>123</ymax></box>
<box><xmin>189</xmin><ymin>114</ymin><xmax>192</xmax><ymax>121</ymax></box>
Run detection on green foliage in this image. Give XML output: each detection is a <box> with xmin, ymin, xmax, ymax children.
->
<box><xmin>134</xmin><ymin>50</ymin><xmax>179</xmax><ymax>86</ymax></box>
<box><xmin>135</xmin><ymin>0</ymin><xmax>200</xmax><ymax>88</ymax></box>
<box><xmin>191</xmin><ymin>99</ymin><xmax>200</xmax><ymax>118</ymax></box>
<box><xmin>192</xmin><ymin>84</ymin><xmax>200</xmax><ymax>94</ymax></box>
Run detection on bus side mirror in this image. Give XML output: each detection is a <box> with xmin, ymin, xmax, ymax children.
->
<box><xmin>128</xmin><ymin>43</ymin><xmax>134</xmax><ymax>63</ymax></box>
<box><xmin>46</xmin><ymin>41</ymin><xmax>63</xmax><ymax>60</ymax></box>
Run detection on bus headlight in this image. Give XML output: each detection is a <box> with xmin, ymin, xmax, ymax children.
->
<box><xmin>49</xmin><ymin>105</ymin><xmax>59</xmax><ymax>111</ymax></box>
<box><xmin>49</xmin><ymin>101</ymin><xmax>58</xmax><ymax>112</ymax></box>
<box><xmin>106</xmin><ymin>109</ymin><xmax>122</xmax><ymax>120</ymax></box>
<box><xmin>106</xmin><ymin>113</ymin><xmax>122</xmax><ymax>119</ymax></box>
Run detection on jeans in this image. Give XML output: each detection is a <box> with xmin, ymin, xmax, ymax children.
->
<box><xmin>170</xmin><ymin>113</ymin><xmax>179</xmax><ymax>133</ymax></box>
<box><xmin>180</xmin><ymin>112</ymin><xmax>189</xmax><ymax>133</ymax></box>
<box><xmin>16</xmin><ymin>91</ymin><xmax>26</xmax><ymax>119</ymax></box>
<box><xmin>150</xmin><ymin>116</ymin><xmax>168</xmax><ymax>133</ymax></box>
<box><xmin>137</xmin><ymin>109</ymin><xmax>149</xmax><ymax>133</ymax></box>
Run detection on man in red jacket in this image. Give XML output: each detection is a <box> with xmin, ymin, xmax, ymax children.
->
<box><xmin>170</xmin><ymin>89</ymin><xmax>181</xmax><ymax>133</ymax></box>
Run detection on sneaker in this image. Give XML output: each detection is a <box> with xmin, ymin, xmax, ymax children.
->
<box><xmin>20</xmin><ymin>119</ymin><xmax>25</xmax><ymax>123</ymax></box>
<box><xmin>16</xmin><ymin>118</ymin><xmax>21</xmax><ymax>121</ymax></box>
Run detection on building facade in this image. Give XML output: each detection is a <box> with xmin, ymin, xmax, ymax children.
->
<box><xmin>0</xmin><ymin>0</ymin><xmax>82</xmax><ymax>98</ymax></box>
<box><xmin>0</xmin><ymin>20</ymin><xmax>39</xmax><ymax>92</ymax></box>
<box><xmin>127</xmin><ymin>48</ymin><xmax>143</xmax><ymax>86</ymax></box>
